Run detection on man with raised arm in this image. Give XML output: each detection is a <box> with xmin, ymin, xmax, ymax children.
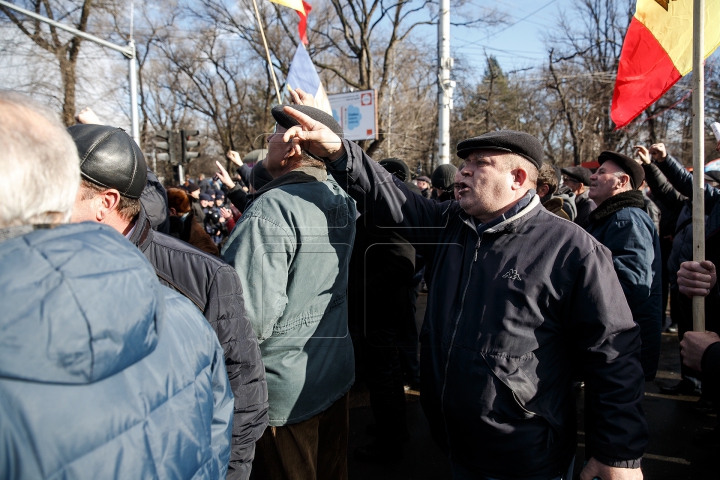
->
<box><xmin>278</xmin><ymin>107</ymin><xmax>647</xmax><ymax>480</ymax></box>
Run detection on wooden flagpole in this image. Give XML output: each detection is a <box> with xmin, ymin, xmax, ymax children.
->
<box><xmin>251</xmin><ymin>0</ymin><xmax>282</xmax><ymax>104</ymax></box>
<box><xmin>692</xmin><ymin>0</ymin><xmax>706</xmax><ymax>332</ymax></box>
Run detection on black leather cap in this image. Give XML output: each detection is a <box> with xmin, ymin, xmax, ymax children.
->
<box><xmin>561</xmin><ymin>166</ymin><xmax>592</xmax><ymax>186</ymax></box>
<box><xmin>68</xmin><ymin>124</ymin><xmax>147</xmax><ymax>199</ymax></box>
<box><xmin>598</xmin><ymin>151</ymin><xmax>644</xmax><ymax>190</ymax></box>
<box><xmin>456</xmin><ymin>130</ymin><xmax>543</xmax><ymax>169</ymax></box>
<box><xmin>271</xmin><ymin>105</ymin><xmax>344</xmax><ymax>137</ymax></box>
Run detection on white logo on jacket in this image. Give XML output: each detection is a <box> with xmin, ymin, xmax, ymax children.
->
<box><xmin>502</xmin><ymin>268</ymin><xmax>521</xmax><ymax>281</ymax></box>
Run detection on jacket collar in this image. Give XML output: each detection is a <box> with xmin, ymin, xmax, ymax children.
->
<box><xmin>588</xmin><ymin>190</ymin><xmax>645</xmax><ymax>224</ymax></box>
<box><xmin>128</xmin><ymin>204</ymin><xmax>153</xmax><ymax>250</ymax></box>
<box><xmin>247</xmin><ymin>166</ymin><xmax>328</xmax><ymax>203</ymax></box>
<box><xmin>459</xmin><ymin>194</ymin><xmax>541</xmax><ymax>237</ymax></box>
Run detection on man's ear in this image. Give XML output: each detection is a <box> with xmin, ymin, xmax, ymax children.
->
<box><xmin>97</xmin><ymin>190</ymin><xmax>122</xmax><ymax>222</ymax></box>
<box><xmin>617</xmin><ymin>173</ymin><xmax>631</xmax><ymax>190</ymax></box>
<box><xmin>511</xmin><ymin>168</ymin><xmax>529</xmax><ymax>190</ymax></box>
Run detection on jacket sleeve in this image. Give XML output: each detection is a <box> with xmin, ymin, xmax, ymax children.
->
<box><xmin>642</xmin><ymin>163</ymin><xmax>687</xmax><ymax>210</ymax></box>
<box><xmin>326</xmin><ymin>140</ymin><xmax>451</xmax><ymax>256</ymax></box>
<box><xmin>227</xmin><ymin>185</ymin><xmax>250</xmax><ymax>213</ymax></box>
<box><xmin>656</xmin><ymin>156</ymin><xmax>720</xmax><ymax>213</ymax></box>
<box><xmin>601</xmin><ymin>211</ymin><xmax>661</xmax><ymax>379</ymax></box>
<box><xmin>209</xmin><ymin>333</ymin><xmax>235</xmax><ymax>479</ymax></box>
<box><xmin>221</xmin><ymin>211</ymin><xmax>294</xmax><ymax>342</ymax></box>
<box><xmin>568</xmin><ymin>243</ymin><xmax>648</xmax><ymax>467</ymax></box>
<box><xmin>204</xmin><ymin>265</ymin><xmax>268</xmax><ymax>480</ymax></box>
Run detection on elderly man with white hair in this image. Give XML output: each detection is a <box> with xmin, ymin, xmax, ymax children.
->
<box><xmin>0</xmin><ymin>90</ymin><xmax>234</xmax><ymax>480</ymax></box>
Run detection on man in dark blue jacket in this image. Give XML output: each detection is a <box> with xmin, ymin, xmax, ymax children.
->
<box><xmin>278</xmin><ymin>107</ymin><xmax>647</xmax><ymax>480</ymax></box>
<box><xmin>585</xmin><ymin>151</ymin><xmax>663</xmax><ymax>381</ymax></box>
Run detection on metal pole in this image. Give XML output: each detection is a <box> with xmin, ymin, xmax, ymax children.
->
<box><xmin>128</xmin><ymin>40</ymin><xmax>140</xmax><ymax>146</ymax></box>
<box><xmin>437</xmin><ymin>0</ymin><xmax>453</xmax><ymax>165</ymax></box>
<box><xmin>0</xmin><ymin>0</ymin><xmax>140</xmax><ymax>142</ymax></box>
<box><xmin>251</xmin><ymin>0</ymin><xmax>282</xmax><ymax>104</ymax></box>
<box><xmin>0</xmin><ymin>0</ymin><xmax>133</xmax><ymax>57</ymax></box>
<box><xmin>178</xmin><ymin>164</ymin><xmax>185</xmax><ymax>186</ymax></box>
<box><xmin>692</xmin><ymin>0</ymin><xmax>706</xmax><ymax>332</ymax></box>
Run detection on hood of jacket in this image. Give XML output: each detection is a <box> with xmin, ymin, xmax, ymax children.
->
<box><xmin>0</xmin><ymin>222</ymin><xmax>164</xmax><ymax>385</ymax></box>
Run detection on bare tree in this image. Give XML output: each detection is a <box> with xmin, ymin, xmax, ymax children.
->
<box><xmin>0</xmin><ymin>0</ymin><xmax>103</xmax><ymax>125</ymax></box>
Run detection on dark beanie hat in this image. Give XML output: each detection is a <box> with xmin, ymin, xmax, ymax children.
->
<box><xmin>379</xmin><ymin>158</ymin><xmax>411</xmax><ymax>183</ymax></box>
<box><xmin>431</xmin><ymin>164</ymin><xmax>458</xmax><ymax>192</ymax></box>
<box><xmin>456</xmin><ymin>130</ymin><xmax>544</xmax><ymax>170</ymax></box>
<box><xmin>68</xmin><ymin>124</ymin><xmax>147</xmax><ymax>199</ymax></box>
<box><xmin>561</xmin><ymin>166</ymin><xmax>592</xmax><ymax>186</ymax></box>
<box><xmin>250</xmin><ymin>160</ymin><xmax>274</xmax><ymax>190</ymax></box>
<box><xmin>271</xmin><ymin>105</ymin><xmax>344</xmax><ymax>137</ymax></box>
<box><xmin>598</xmin><ymin>151</ymin><xmax>645</xmax><ymax>189</ymax></box>
<box><xmin>187</xmin><ymin>182</ymin><xmax>200</xmax><ymax>193</ymax></box>
<box><xmin>215</xmin><ymin>189</ymin><xmax>225</xmax><ymax>199</ymax></box>
<box><xmin>199</xmin><ymin>193</ymin><xmax>213</xmax><ymax>201</ymax></box>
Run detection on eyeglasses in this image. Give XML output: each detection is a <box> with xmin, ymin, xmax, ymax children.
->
<box><xmin>562</xmin><ymin>176</ymin><xmax>579</xmax><ymax>183</ymax></box>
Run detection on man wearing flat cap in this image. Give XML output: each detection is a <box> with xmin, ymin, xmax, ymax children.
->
<box><xmin>221</xmin><ymin>105</ymin><xmax>357</xmax><ymax>480</ymax></box>
<box><xmin>561</xmin><ymin>165</ymin><xmax>596</xmax><ymax>225</ymax></box>
<box><xmin>278</xmin><ymin>108</ymin><xmax>647</xmax><ymax>480</ymax></box>
<box><xmin>67</xmin><ymin>124</ymin><xmax>268</xmax><ymax>480</ymax></box>
<box><xmin>586</xmin><ymin>151</ymin><xmax>663</xmax><ymax>382</ymax></box>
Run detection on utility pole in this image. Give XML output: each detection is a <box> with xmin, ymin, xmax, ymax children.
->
<box><xmin>437</xmin><ymin>0</ymin><xmax>454</xmax><ymax>166</ymax></box>
<box><xmin>0</xmin><ymin>0</ymin><xmax>141</xmax><ymax>146</ymax></box>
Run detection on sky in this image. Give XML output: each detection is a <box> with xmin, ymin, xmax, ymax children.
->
<box><xmin>450</xmin><ymin>0</ymin><xmax>581</xmax><ymax>73</ymax></box>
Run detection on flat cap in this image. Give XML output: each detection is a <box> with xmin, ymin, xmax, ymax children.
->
<box><xmin>431</xmin><ymin>164</ymin><xmax>458</xmax><ymax>191</ymax></box>
<box><xmin>561</xmin><ymin>166</ymin><xmax>592</xmax><ymax>186</ymax></box>
<box><xmin>271</xmin><ymin>105</ymin><xmax>344</xmax><ymax>138</ymax></box>
<box><xmin>598</xmin><ymin>151</ymin><xmax>644</xmax><ymax>189</ymax></box>
<box><xmin>417</xmin><ymin>175</ymin><xmax>432</xmax><ymax>184</ymax></box>
<box><xmin>67</xmin><ymin>124</ymin><xmax>147</xmax><ymax>199</ymax></box>
<box><xmin>456</xmin><ymin>130</ymin><xmax>543</xmax><ymax>169</ymax></box>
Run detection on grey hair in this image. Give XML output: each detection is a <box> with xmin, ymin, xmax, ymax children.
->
<box><xmin>0</xmin><ymin>90</ymin><xmax>80</xmax><ymax>227</ymax></box>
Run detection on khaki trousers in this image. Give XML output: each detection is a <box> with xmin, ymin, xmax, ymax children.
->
<box><xmin>253</xmin><ymin>392</ymin><xmax>349</xmax><ymax>480</ymax></box>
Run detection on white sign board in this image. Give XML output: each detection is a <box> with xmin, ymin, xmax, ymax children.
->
<box><xmin>328</xmin><ymin>89</ymin><xmax>378</xmax><ymax>141</ymax></box>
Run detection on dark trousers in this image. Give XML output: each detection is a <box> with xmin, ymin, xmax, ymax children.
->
<box><xmin>252</xmin><ymin>393</ymin><xmax>349</xmax><ymax>480</ymax></box>
<box><xmin>362</xmin><ymin>286</ymin><xmax>411</xmax><ymax>442</ymax></box>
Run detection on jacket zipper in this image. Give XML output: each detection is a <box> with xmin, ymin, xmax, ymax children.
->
<box><xmin>440</xmin><ymin>233</ymin><xmax>481</xmax><ymax>453</ymax></box>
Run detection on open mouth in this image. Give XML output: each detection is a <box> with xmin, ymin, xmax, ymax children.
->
<box><xmin>455</xmin><ymin>182</ymin><xmax>471</xmax><ymax>194</ymax></box>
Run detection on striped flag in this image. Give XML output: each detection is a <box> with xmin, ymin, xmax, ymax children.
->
<box><xmin>611</xmin><ymin>0</ymin><xmax>720</xmax><ymax>128</ymax></box>
<box><xmin>268</xmin><ymin>0</ymin><xmax>312</xmax><ymax>45</ymax></box>
<box><xmin>285</xmin><ymin>43</ymin><xmax>332</xmax><ymax>114</ymax></box>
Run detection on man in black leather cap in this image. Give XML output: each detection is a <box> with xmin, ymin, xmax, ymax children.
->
<box><xmin>67</xmin><ymin>124</ymin><xmax>268</xmax><ymax>480</ymax></box>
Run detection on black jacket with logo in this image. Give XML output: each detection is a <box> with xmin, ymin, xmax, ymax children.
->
<box><xmin>327</xmin><ymin>141</ymin><xmax>648</xmax><ymax>479</ymax></box>
<box><xmin>129</xmin><ymin>206</ymin><xmax>268</xmax><ymax>480</ymax></box>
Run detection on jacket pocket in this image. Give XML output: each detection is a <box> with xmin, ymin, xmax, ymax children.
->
<box><xmin>481</xmin><ymin>352</ymin><xmax>560</xmax><ymax>447</ymax></box>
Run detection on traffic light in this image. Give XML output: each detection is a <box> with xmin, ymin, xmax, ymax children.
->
<box><xmin>181</xmin><ymin>129</ymin><xmax>200</xmax><ymax>163</ymax></box>
<box><xmin>155</xmin><ymin>130</ymin><xmax>176</xmax><ymax>165</ymax></box>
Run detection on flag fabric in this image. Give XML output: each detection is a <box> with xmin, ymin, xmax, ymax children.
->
<box><xmin>268</xmin><ymin>0</ymin><xmax>312</xmax><ymax>45</ymax></box>
<box><xmin>285</xmin><ymin>43</ymin><xmax>332</xmax><ymax>114</ymax></box>
<box><xmin>611</xmin><ymin>0</ymin><xmax>720</xmax><ymax>128</ymax></box>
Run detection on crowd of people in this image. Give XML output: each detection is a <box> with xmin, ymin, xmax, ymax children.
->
<box><xmin>2</xmin><ymin>87</ymin><xmax>720</xmax><ymax>480</ymax></box>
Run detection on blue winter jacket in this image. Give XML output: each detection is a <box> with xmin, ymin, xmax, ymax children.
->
<box><xmin>0</xmin><ymin>223</ymin><xmax>234</xmax><ymax>479</ymax></box>
<box><xmin>585</xmin><ymin>191</ymin><xmax>663</xmax><ymax>381</ymax></box>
